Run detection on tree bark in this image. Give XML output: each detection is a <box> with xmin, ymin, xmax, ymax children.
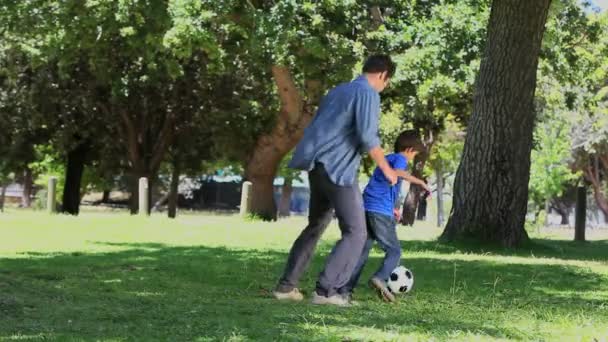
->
<box><xmin>574</xmin><ymin>184</ymin><xmax>586</xmax><ymax>241</ymax></box>
<box><xmin>441</xmin><ymin>0</ymin><xmax>552</xmax><ymax>247</ymax></box>
<box><xmin>168</xmin><ymin>160</ymin><xmax>180</xmax><ymax>219</ymax></box>
<box><xmin>21</xmin><ymin>167</ymin><xmax>33</xmax><ymax>208</ymax></box>
<box><xmin>244</xmin><ymin>66</ymin><xmax>322</xmax><ymax>221</ymax></box>
<box><xmin>278</xmin><ymin>178</ymin><xmax>293</xmax><ymax>218</ymax></box>
<box><xmin>61</xmin><ymin>142</ymin><xmax>89</xmax><ymax>215</ymax></box>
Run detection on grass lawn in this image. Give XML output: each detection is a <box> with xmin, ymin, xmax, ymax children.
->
<box><xmin>1</xmin><ymin>209</ymin><xmax>607</xmax><ymax>341</ymax></box>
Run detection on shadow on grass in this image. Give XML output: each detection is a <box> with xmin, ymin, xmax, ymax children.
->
<box><xmin>0</xmin><ymin>241</ymin><xmax>606</xmax><ymax>341</ymax></box>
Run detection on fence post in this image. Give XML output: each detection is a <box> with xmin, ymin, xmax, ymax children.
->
<box><xmin>139</xmin><ymin>177</ymin><xmax>149</xmax><ymax>216</ymax></box>
<box><xmin>240</xmin><ymin>181</ymin><xmax>253</xmax><ymax>217</ymax></box>
<box><xmin>47</xmin><ymin>177</ymin><xmax>57</xmax><ymax>213</ymax></box>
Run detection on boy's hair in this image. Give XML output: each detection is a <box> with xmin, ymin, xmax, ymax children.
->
<box><xmin>362</xmin><ymin>55</ymin><xmax>396</xmax><ymax>79</ymax></box>
<box><xmin>394</xmin><ymin>130</ymin><xmax>425</xmax><ymax>154</ymax></box>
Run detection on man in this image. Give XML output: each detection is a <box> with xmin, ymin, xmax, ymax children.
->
<box><xmin>273</xmin><ymin>55</ymin><xmax>398</xmax><ymax>306</ymax></box>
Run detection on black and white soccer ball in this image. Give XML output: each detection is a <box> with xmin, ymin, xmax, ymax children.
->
<box><xmin>387</xmin><ymin>265</ymin><xmax>414</xmax><ymax>294</ymax></box>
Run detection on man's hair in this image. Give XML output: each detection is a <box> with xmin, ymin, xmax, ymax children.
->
<box><xmin>362</xmin><ymin>55</ymin><xmax>396</xmax><ymax>79</ymax></box>
<box><xmin>394</xmin><ymin>130</ymin><xmax>425</xmax><ymax>154</ymax></box>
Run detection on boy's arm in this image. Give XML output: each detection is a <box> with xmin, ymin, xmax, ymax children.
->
<box><xmin>394</xmin><ymin>170</ymin><xmax>432</xmax><ymax>194</ymax></box>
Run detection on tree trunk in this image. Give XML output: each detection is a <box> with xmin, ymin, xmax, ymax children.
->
<box><xmin>21</xmin><ymin>167</ymin><xmax>33</xmax><ymax>208</ymax></box>
<box><xmin>583</xmin><ymin>156</ymin><xmax>608</xmax><ymax>219</ymax></box>
<box><xmin>244</xmin><ymin>66</ymin><xmax>322</xmax><ymax>221</ymax></box>
<box><xmin>437</xmin><ymin>169</ymin><xmax>445</xmax><ymax>227</ymax></box>
<box><xmin>61</xmin><ymin>142</ymin><xmax>89</xmax><ymax>215</ymax></box>
<box><xmin>574</xmin><ymin>184</ymin><xmax>586</xmax><ymax>241</ymax></box>
<box><xmin>0</xmin><ymin>183</ymin><xmax>6</xmax><ymax>213</ymax></box>
<box><xmin>401</xmin><ymin>156</ymin><xmax>431</xmax><ymax>225</ymax></box>
<box><xmin>441</xmin><ymin>0</ymin><xmax>551</xmax><ymax>247</ymax></box>
<box><xmin>401</xmin><ymin>128</ymin><xmax>435</xmax><ymax>225</ymax></box>
<box><xmin>559</xmin><ymin>208</ymin><xmax>569</xmax><ymax>225</ymax></box>
<box><xmin>278</xmin><ymin>178</ymin><xmax>293</xmax><ymax>218</ymax></box>
<box><xmin>416</xmin><ymin>197</ymin><xmax>427</xmax><ymax>221</ymax></box>
<box><xmin>247</xmin><ymin>172</ymin><xmax>278</xmax><ymax>220</ymax></box>
<box><xmin>168</xmin><ymin>160</ymin><xmax>180</xmax><ymax>219</ymax></box>
<box><xmin>101</xmin><ymin>190</ymin><xmax>111</xmax><ymax>203</ymax></box>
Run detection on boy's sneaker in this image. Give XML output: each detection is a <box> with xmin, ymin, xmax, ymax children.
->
<box><xmin>273</xmin><ymin>288</ymin><xmax>304</xmax><ymax>302</ymax></box>
<box><xmin>369</xmin><ymin>277</ymin><xmax>396</xmax><ymax>303</ymax></box>
<box><xmin>311</xmin><ymin>292</ymin><xmax>351</xmax><ymax>307</ymax></box>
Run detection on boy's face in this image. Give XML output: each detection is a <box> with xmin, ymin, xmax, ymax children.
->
<box><xmin>403</xmin><ymin>148</ymin><xmax>418</xmax><ymax>161</ymax></box>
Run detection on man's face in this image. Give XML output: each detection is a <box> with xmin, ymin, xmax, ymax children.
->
<box><xmin>378</xmin><ymin>72</ymin><xmax>391</xmax><ymax>92</ymax></box>
<box><xmin>370</xmin><ymin>72</ymin><xmax>391</xmax><ymax>92</ymax></box>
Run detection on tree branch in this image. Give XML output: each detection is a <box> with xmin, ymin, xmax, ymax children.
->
<box><xmin>272</xmin><ymin>65</ymin><xmax>303</xmax><ymax>126</ymax></box>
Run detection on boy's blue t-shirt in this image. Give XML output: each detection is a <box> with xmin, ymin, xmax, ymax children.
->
<box><xmin>363</xmin><ymin>153</ymin><xmax>408</xmax><ymax>217</ymax></box>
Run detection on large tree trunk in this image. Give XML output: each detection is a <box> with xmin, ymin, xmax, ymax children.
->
<box><xmin>574</xmin><ymin>184</ymin><xmax>586</xmax><ymax>241</ymax></box>
<box><xmin>21</xmin><ymin>167</ymin><xmax>33</xmax><ymax>208</ymax></box>
<box><xmin>441</xmin><ymin>0</ymin><xmax>551</xmax><ymax>247</ymax></box>
<box><xmin>61</xmin><ymin>142</ymin><xmax>89</xmax><ymax>215</ymax></box>
<box><xmin>168</xmin><ymin>160</ymin><xmax>180</xmax><ymax>219</ymax></box>
<box><xmin>245</xmin><ymin>66</ymin><xmax>321</xmax><ymax>221</ymax></box>
<box><xmin>278</xmin><ymin>178</ymin><xmax>293</xmax><ymax>218</ymax></box>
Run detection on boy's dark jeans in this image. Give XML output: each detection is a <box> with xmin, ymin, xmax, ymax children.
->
<box><xmin>340</xmin><ymin>211</ymin><xmax>401</xmax><ymax>294</ymax></box>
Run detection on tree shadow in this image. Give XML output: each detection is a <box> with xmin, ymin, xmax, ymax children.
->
<box><xmin>398</xmin><ymin>237</ymin><xmax>608</xmax><ymax>262</ymax></box>
<box><xmin>0</xmin><ymin>241</ymin><xmax>606</xmax><ymax>341</ymax></box>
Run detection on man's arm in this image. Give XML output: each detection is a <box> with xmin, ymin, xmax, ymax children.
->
<box><xmin>369</xmin><ymin>147</ymin><xmax>398</xmax><ymax>185</ymax></box>
<box><xmin>355</xmin><ymin>90</ymin><xmax>397</xmax><ymax>185</ymax></box>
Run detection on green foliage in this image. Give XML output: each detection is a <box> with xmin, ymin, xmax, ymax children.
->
<box><xmin>28</xmin><ymin>145</ymin><xmax>65</xmax><ymax>207</ymax></box>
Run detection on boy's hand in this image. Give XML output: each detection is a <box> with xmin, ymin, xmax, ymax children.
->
<box><xmin>422</xmin><ymin>184</ymin><xmax>432</xmax><ymax>197</ymax></box>
<box><xmin>393</xmin><ymin>208</ymin><xmax>401</xmax><ymax>221</ymax></box>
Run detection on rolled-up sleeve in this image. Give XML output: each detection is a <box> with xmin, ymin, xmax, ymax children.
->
<box><xmin>354</xmin><ymin>90</ymin><xmax>381</xmax><ymax>152</ymax></box>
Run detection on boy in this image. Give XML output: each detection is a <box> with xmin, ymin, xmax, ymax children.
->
<box><xmin>339</xmin><ymin>130</ymin><xmax>430</xmax><ymax>303</ymax></box>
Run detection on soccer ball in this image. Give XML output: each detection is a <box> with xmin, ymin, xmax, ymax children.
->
<box><xmin>387</xmin><ymin>265</ymin><xmax>414</xmax><ymax>294</ymax></box>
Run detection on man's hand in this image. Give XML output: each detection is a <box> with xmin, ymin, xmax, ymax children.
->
<box><xmin>369</xmin><ymin>146</ymin><xmax>398</xmax><ymax>185</ymax></box>
<box><xmin>383</xmin><ymin>167</ymin><xmax>398</xmax><ymax>185</ymax></box>
<box><xmin>393</xmin><ymin>208</ymin><xmax>401</xmax><ymax>221</ymax></box>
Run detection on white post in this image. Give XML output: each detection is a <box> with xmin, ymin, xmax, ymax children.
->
<box><xmin>240</xmin><ymin>181</ymin><xmax>253</xmax><ymax>216</ymax></box>
<box><xmin>47</xmin><ymin>177</ymin><xmax>57</xmax><ymax>213</ymax></box>
<box><xmin>139</xmin><ymin>177</ymin><xmax>149</xmax><ymax>216</ymax></box>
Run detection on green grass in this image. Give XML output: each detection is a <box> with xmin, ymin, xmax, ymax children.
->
<box><xmin>1</xmin><ymin>209</ymin><xmax>607</xmax><ymax>341</ymax></box>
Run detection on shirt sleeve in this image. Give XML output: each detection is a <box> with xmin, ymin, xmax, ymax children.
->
<box><xmin>354</xmin><ymin>89</ymin><xmax>381</xmax><ymax>152</ymax></box>
<box><xmin>394</xmin><ymin>155</ymin><xmax>408</xmax><ymax>171</ymax></box>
